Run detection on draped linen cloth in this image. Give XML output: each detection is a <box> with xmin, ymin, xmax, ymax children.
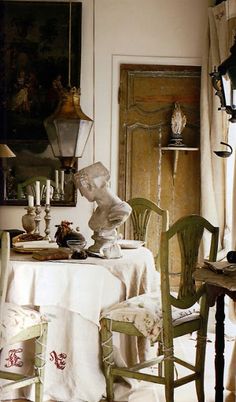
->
<box><xmin>1</xmin><ymin>247</ymin><xmax>159</xmax><ymax>402</ymax></box>
<box><xmin>201</xmin><ymin>0</ymin><xmax>236</xmax><ymax>258</ymax></box>
<box><xmin>201</xmin><ymin>0</ymin><xmax>236</xmax><ymax>394</ymax></box>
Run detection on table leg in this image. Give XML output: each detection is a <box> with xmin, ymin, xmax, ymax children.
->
<box><xmin>215</xmin><ymin>293</ymin><xmax>225</xmax><ymax>402</ymax></box>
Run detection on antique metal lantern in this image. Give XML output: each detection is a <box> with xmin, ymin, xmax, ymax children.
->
<box><xmin>44</xmin><ymin>87</ymin><xmax>93</xmax><ymax>172</ymax></box>
<box><xmin>43</xmin><ymin>2</ymin><xmax>93</xmax><ymax>172</ymax></box>
<box><xmin>211</xmin><ymin>35</ymin><xmax>236</xmax><ymax>123</ymax></box>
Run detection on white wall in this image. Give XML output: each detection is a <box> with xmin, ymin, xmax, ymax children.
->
<box><xmin>0</xmin><ymin>0</ymin><xmax>209</xmax><ymax>244</ymax></box>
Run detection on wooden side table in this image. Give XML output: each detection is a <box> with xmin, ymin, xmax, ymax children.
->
<box><xmin>193</xmin><ymin>268</ymin><xmax>236</xmax><ymax>402</ymax></box>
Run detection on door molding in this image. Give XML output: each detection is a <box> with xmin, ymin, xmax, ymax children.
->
<box><xmin>110</xmin><ymin>55</ymin><xmax>201</xmax><ymax>192</ymax></box>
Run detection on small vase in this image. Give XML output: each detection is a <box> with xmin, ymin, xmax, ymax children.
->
<box><xmin>22</xmin><ymin>207</ymin><xmax>36</xmax><ymax>234</ymax></box>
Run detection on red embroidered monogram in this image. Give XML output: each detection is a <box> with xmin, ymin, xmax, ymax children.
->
<box><xmin>5</xmin><ymin>348</ymin><xmax>23</xmax><ymax>368</ymax></box>
<box><xmin>50</xmin><ymin>350</ymin><xmax>67</xmax><ymax>370</ymax></box>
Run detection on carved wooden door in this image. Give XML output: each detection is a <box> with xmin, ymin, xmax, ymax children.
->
<box><xmin>118</xmin><ymin>64</ymin><xmax>201</xmax><ymax>267</ymax></box>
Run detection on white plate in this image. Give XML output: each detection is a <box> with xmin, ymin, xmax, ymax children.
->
<box><xmin>117</xmin><ymin>240</ymin><xmax>145</xmax><ymax>249</ymax></box>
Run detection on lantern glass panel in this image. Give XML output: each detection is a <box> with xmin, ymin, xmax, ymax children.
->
<box><xmin>54</xmin><ymin>119</ymin><xmax>79</xmax><ymax>156</ymax></box>
<box><xmin>44</xmin><ymin>120</ymin><xmax>60</xmax><ymax>157</ymax></box>
<box><xmin>75</xmin><ymin>120</ymin><xmax>93</xmax><ymax>157</ymax></box>
<box><xmin>221</xmin><ymin>75</ymin><xmax>231</xmax><ymax>107</ymax></box>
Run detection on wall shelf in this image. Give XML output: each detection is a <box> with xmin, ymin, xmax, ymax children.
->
<box><xmin>161</xmin><ymin>147</ymin><xmax>199</xmax><ymax>183</ymax></box>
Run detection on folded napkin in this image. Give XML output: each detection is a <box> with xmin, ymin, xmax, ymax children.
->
<box><xmin>13</xmin><ymin>240</ymin><xmax>59</xmax><ymax>249</ymax></box>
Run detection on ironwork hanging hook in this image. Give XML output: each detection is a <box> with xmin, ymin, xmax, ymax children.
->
<box><xmin>214</xmin><ymin>141</ymin><xmax>233</xmax><ymax>158</ymax></box>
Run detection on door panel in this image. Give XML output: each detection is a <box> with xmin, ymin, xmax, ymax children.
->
<box><xmin>119</xmin><ymin>64</ymin><xmax>200</xmax><ymax>268</ymax></box>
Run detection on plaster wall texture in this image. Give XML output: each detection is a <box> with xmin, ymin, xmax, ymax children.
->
<box><xmin>0</xmin><ymin>0</ymin><xmax>208</xmax><ymax>242</ymax></box>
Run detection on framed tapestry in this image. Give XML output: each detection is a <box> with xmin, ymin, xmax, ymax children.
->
<box><xmin>0</xmin><ymin>1</ymin><xmax>82</xmax><ymax>206</ymax></box>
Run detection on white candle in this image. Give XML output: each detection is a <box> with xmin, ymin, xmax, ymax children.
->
<box><xmin>60</xmin><ymin>170</ymin><xmax>64</xmax><ymax>191</ymax></box>
<box><xmin>35</xmin><ymin>181</ymin><xmax>40</xmax><ymax>205</ymax></box>
<box><xmin>46</xmin><ymin>179</ymin><xmax>51</xmax><ymax>205</ymax></box>
<box><xmin>55</xmin><ymin>170</ymin><xmax>59</xmax><ymax>189</ymax></box>
<box><xmin>28</xmin><ymin>195</ymin><xmax>34</xmax><ymax>208</ymax></box>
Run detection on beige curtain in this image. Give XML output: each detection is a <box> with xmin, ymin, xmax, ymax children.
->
<box><xmin>201</xmin><ymin>0</ymin><xmax>236</xmax><ymax>259</ymax></box>
<box><xmin>201</xmin><ymin>0</ymin><xmax>236</xmax><ymax>393</ymax></box>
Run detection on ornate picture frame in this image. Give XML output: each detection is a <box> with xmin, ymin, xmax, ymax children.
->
<box><xmin>0</xmin><ymin>1</ymin><xmax>82</xmax><ymax>206</ymax></box>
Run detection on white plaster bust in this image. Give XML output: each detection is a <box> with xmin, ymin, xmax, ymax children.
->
<box><xmin>74</xmin><ymin>161</ymin><xmax>132</xmax><ymax>253</ymax></box>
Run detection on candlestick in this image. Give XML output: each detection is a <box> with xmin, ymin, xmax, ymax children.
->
<box><xmin>28</xmin><ymin>195</ymin><xmax>34</xmax><ymax>208</ymax></box>
<box><xmin>60</xmin><ymin>170</ymin><xmax>64</xmax><ymax>190</ymax></box>
<box><xmin>55</xmin><ymin>170</ymin><xmax>59</xmax><ymax>189</ymax></box>
<box><xmin>34</xmin><ymin>205</ymin><xmax>42</xmax><ymax>234</ymax></box>
<box><xmin>44</xmin><ymin>204</ymin><xmax>51</xmax><ymax>241</ymax></box>
<box><xmin>60</xmin><ymin>170</ymin><xmax>65</xmax><ymax>200</ymax></box>
<box><xmin>53</xmin><ymin>170</ymin><xmax>60</xmax><ymax>201</ymax></box>
<box><xmin>46</xmin><ymin>179</ymin><xmax>51</xmax><ymax>205</ymax></box>
<box><xmin>53</xmin><ymin>186</ymin><xmax>60</xmax><ymax>201</ymax></box>
<box><xmin>35</xmin><ymin>181</ymin><xmax>40</xmax><ymax>205</ymax></box>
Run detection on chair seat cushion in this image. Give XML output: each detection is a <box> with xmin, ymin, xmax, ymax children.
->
<box><xmin>1</xmin><ymin>302</ymin><xmax>47</xmax><ymax>348</ymax></box>
<box><xmin>101</xmin><ymin>292</ymin><xmax>200</xmax><ymax>343</ymax></box>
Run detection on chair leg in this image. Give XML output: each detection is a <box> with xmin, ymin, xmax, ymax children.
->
<box><xmin>195</xmin><ymin>329</ymin><xmax>207</xmax><ymax>402</ymax></box>
<box><xmin>100</xmin><ymin>318</ymin><xmax>115</xmax><ymax>402</ymax></box>
<box><xmin>164</xmin><ymin>358</ymin><xmax>174</xmax><ymax>402</ymax></box>
<box><xmin>35</xmin><ymin>323</ymin><xmax>48</xmax><ymax>402</ymax></box>
<box><xmin>195</xmin><ymin>300</ymin><xmax>209</xmax><ymax>402</ymax></box>
<box><xmin>157</xmin><ymin>341</ymin><xmax>163</xmax><ymax>376</ymax></box>
<box><xmin>163</xmin><ymin>340</ymin><xmax>174</xmax><ymax>402</ymax></box>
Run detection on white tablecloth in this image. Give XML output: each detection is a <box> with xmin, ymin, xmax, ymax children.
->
<box><xmin>1</xmin><ymin>247</ymin><xmax>160</xmax><ymax>402</ymax></box>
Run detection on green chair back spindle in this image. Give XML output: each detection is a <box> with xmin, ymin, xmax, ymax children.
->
<box><xmin>127</xmin><ymin>197</ymin><xmax>169</xmax><ymax>268</ymax></box>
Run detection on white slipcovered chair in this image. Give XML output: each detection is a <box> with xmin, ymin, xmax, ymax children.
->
<box><xmin>0</xmin><ymin>230</ymin><xmax>48</xmax><ymax>401</ymax></box>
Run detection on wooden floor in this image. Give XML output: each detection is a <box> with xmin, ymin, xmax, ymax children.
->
<box><xmin>3</xmin><ymin>333</ymin><xmax>236</xmax><ymax>402</ymax></box>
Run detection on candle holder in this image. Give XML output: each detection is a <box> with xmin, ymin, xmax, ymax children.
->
<box><xmin>60</xmin><ymin>187</ymin><xmax>65</xmax><ymax>201</ymax></box>
<box><xmin>34</xmin><ymin>205</ymin><xmax>42</xmax><ymax>234</ymax></box>
<box><xmin>22</xmin><ymin>206</ymin><xmax>36</xmax><ymax>234</ymax></box>
<box><xmin>53</xmin><ymin>187</ymin><xmax>60</xmax><ymax>201</ymax></box>
<box><xmin>44</xmin><ymin>204</ymin><xmax>51</xmax><ymax>241</ymax></box>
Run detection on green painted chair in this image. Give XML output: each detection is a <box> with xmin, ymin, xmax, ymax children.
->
<box><xmin>127</xmin><ymin>197</ymin><xmax>169</xmax><ymax>268</ymax></box>
<box><xmin>100</xmin><ymin>214</ymin><xmax>219</xmax><ymax>402</ymax></box>
<box><xmin>0</xmin><ymin>231</ymin><xmax>48</xmax><ymax>401</ymax></box>
<box><xmin>127</xmin><ymin>197</ymin><xmax>169</xmax><ymax>242</ymax></box>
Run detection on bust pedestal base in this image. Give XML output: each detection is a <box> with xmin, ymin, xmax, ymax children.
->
<box><xmin>88</xmin><ymin>229</ymin><xmax>117</xmax><ymax>253</ymax></box>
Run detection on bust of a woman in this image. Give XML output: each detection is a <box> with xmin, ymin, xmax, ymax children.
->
<box><xmin>74</xmin><ymin>162</ymin><xmax>132</xmax><ymax>253</ymax></box>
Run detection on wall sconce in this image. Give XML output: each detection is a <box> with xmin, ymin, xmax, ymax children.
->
<box><xmin>0</xmin><ymin>144</ymin><xmax>16</xmax><ymax>200</ymax></box>
<box><xmin>210</xmin><ymin>35</ymin><xmax>236</xmax><ymax>123</ymax></box>
<box><xmin>44</xmin><ymin>87</ymin><xmax>93</xmax><ymax>172</ymax></box>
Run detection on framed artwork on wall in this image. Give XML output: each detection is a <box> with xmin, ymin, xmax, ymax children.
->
<box><xmin>0</xmin><ymin>1</ymin><xmax>82</xmax><ymax>206</ymax></box>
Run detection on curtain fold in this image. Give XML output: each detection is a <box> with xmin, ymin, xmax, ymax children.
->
<box><xmin>201</xmin><ymin>0</ymin><xmax>236</xmax><ymax>394</ymax></box>
<box><xmin>201</xmin><ymin>0</ymin><xmax>236</xmax><ymax>259</ymax></box>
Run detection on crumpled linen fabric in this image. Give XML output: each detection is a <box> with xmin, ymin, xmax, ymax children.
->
<box><xmin>0</xmin><ymin>302</ymin><xmax>46</xmax><ymax>348</ymax></box>
<box><xmin>102</xmin><ymin>291</ymin><xmax>200</xmax><ymax>343</ymax></box>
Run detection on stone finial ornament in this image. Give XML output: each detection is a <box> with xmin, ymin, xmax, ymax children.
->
<box><xmin>74</xmin><ymin>161</ymin><xmax>132</xmax><ymax>254</ymax></box>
